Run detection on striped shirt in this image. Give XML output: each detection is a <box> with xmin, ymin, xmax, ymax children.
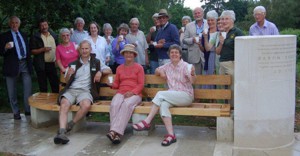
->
<box><xmin>249</xmin><ymin>19</ymin><xmax>279</xmax><ymax>36</ymax></box>
<box><xmin>159</xmin><ymin>59</ymin><xmax>194</xmax><ymax>97</ymax></box>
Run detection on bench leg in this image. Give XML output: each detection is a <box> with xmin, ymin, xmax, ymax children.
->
<box><xmin>67</xmin><ymin>111</ymin><xmax>86</xmax><ymax>132</ymax></box>
<box><xmin>132</xmin><ymin>114</ymin><xmax>155</xmax><ymax>136</ymax></box>
<box><xmin>30</xmin><ymin>107</ymin><xmax>58</xmax><ymax>128</ymax></box>
<box><xmin>217</xmin><ymin>115</ymin><xmax>234</xmax><ymax>142</ymax></box>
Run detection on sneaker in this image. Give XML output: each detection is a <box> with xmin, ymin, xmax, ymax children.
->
<box><xmin>54</xmin><ymin>133</ymin><xmax>69</xmax><ymax>145</ymax></box>
<box><xmin>66</xmin><ymin>121</ymin><xmax>74</xmax><ymax>133</ymax></box>
<box><xmin>14</xmin><ymin>113</ymin><xmax>21</xmax><ymax>120</ymax></box>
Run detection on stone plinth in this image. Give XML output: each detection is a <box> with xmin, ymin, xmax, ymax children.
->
<box><xmin>234</xmin><ymin>35</ymin><xmax>297</xmax><ymax>152</ymax></box>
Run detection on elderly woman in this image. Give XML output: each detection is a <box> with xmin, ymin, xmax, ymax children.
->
<box><xmin>85</xmin><ymin>22</ymin><xmax>109</xmax><ymax>65</ymax></box>
<box><xmin>179</xmin><ymin>15</ymin><xmax>192</xmax><ymax>62</ymax></box>
<box><xmin>111</xmin><ymin>23</ymin><xmax>129</xmax><ymax>73</ymax></box>
<box><xmin>56</xmin><ymin>28</ymin><xmax>79</xmax><ymax>73</ymax></box>
<box><xmin>201</xmin><ymin>10</ymin><xmax>219</xmax><ymax>88</ymax></box>
<box><xmin>216</xmin><ymin>10</ymin><xmax>244</xmax><ymax>105</ymax></box>
<box><xmin>133</xmin><ymin>44</ymin><xmax>195</xmax><ymax>146</ymax></box>
<box><xmin>106</xmin><ymin>44</ymin><xmax>144</xmax><ymax>144</ymax></box>
<box><xmin>103</xmin><ymin>23</ymin><xmax>115</xmax><ymax>67</ymax></box>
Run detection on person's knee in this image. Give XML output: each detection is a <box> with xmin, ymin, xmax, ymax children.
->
<box><xmin>80</xmin><ymin>99</ymin><xmax>92</xmax><ymax>111</ymax></box>
<box><xmin>60</xmin><ymin>98</ymin><xmax>71</xmax><ymax>112</ymax></box>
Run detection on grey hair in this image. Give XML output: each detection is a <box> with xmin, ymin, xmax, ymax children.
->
<box><xmin>79</xmin><ymin>40</ymin><xmax>92</xmax><ymax>48</ymax></box>
<box><xmin>253</xmin><ymin>6</ymin><xmax>266</xmax><ymax>14</ymax></box>
<box><xmin>152</xmin><ymin>13</ymin><xmax>159</xmax><ymax>19</ymax></box>
<box><xmin>117</xmin><ymin>23</ymin><xmax>129</xmax><ymax>34</ymax></box>
<box><xmin>182</xmin><ymin>16</ymin><xmax>192</xmax><ymax>22</ymax></box>
<box><xmin>103</xmin><ymin>23</ymin><xmax>113</xmax><ymax>32</ymax></box>
<box><xmin>129</xmin><ymin>17</ymin><xmax>139</xmax><ymax>25</ymax></box>
<box><xmin>167</xmin><ymin>44</ymin><xmax>182</xmax><ymax>56</ymax></box>
<box><xmin>221</xmin><ymin>10</ymin><xmax>235</xmax><ymax>21</ymax></box>
<box><xmin>9</xmin><ymin>16</ymin><xmax>21</xmax><ymax>24</ymax></box>
<box><xmin>59</xmin><ymin>28</ymin><xmax>70</xmax><ymax>36</ymax></box>
<box><xmin>74</xmin><ymin>17</ymin><xmax>85</xmax><ymax>25</ymax></box>
<box><xmin>206</xmin><ymin>10</ymin><xmax>218</xmax><ymax>20</ymax></box>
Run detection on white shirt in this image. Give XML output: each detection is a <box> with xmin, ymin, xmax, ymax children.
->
<box><xmin>85</xmin><ymin>35</ymin><xmax>109</xmax><ymax>64</ymax></box>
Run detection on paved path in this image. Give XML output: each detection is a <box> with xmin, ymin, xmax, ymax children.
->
<box><xmin>1</xmin><ymin>113</ymin><xmax>300</xmax><ymax>156</ymax></box>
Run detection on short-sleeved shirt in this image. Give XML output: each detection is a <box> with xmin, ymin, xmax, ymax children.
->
<box><xmin>219</xmin><ymin>27</ymin><xmax>244</xmax><ymax>62</ymax></box>
<box><xmin>158</xmin><ymin>59</ymin><xmax>194</xmax><ymax>97</ymax></box>
<box><xmin>41</xmin><ymin>32</ymin><xmax>56</xmax><ymax>62</ymax></box>
<box><xmin>70</xmin><ymin>30</ymin><xmax>89</xmax><ymax>45</ymax></box>
<box><xmin>249</xmin><ymin>19</ymin><xmax>279</xmax><ymax>36</ymax></box>
<box><xmin>56</xmin><ymin>42</ymin><xmax>79</xmax><ymax>68</ymax></box>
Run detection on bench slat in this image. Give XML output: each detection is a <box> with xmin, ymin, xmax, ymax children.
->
<box><xmin>30</xmin><ymin>74</ymin><xmax>232</xmax><ymax>118</ymax></box>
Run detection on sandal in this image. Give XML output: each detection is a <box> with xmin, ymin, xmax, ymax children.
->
<box><xmin>106</xmin><ymin>131</ymin><xmax>121</xmax><ymax>144</ymax></box>
<box><xmin>161</xmin><ymin>134</ymin><xmax>177</xmax><ymax>146</ymax></box>
<box><xmin>132</xmin><ymin>120</ymin><xmax>151</xmax><ymax>131</ymax></box>
<box><xmin>106</xmin><ymin>131</ymin><xmax>115</xmax><ymax>143</ymax></box>
<box><xmin>112</xmin><ymin>134</ymin><xmax>121</xmax><ymax>144</ymax></box>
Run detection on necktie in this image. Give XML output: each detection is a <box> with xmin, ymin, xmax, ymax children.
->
<box><xmin>15</xmin><ymin>32</ymin><xmax>25</xmax><ymax>58</ymax></box>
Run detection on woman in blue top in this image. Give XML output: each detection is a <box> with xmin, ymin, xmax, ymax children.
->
<box><xmin>111</xmin><ymin>23</ymin><xmax>129</xmax><ymax>73</ymax></box>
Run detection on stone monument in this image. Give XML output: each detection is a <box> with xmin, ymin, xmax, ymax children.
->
<box><xmin>234</xmin><ymin>35</ymin><xmax>297</xmax><ymax>155</ymax></box>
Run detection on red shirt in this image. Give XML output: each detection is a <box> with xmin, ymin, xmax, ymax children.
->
<box><xmin>112</xmin><ymin>63</ymin><xmax>144</xmax><ymax>96</ymax></box>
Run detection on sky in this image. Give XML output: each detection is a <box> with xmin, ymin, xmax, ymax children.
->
<box><xmin>184</xmin><ymin>0</ymin><xmax>204</xmax><ymax>10</ymax></box>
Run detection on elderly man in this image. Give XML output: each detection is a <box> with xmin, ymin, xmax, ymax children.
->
<box><xmin>249</xmin><ymin>6</ymin><xmax>279</xmax><ymax>36</ymax></box>
<box><xmin>183</xmin><ymin>7</ymin><xmax>208</xmax><ymax>74</ymax></box>
<box><xmin>216</xmin><ymin>10</ymin><xmax>244</xmax><ymax>106</ymax></box>
<box><xmin>180</xmin><ymin>15</ymin><xmax>192</xmax><ymax>62</ymax></box>
<box><xmin>154</xmin><ymin>9</ymin><xmax>180</xmax><ymax>66</ymax></box>
<box><xmin>125</xmin><ymin>17</ymin><xmax>149</xmax><ymax>71</ymax></box>
<box><xmin>70</xmin><ymin>17</ymin><xmax>89</xmax><ymax>45</ymax></box>
<box><xmin>0</xmin><ymin>16</ymin><xmax>33</xmax><ymax>119</ymax></box>
<box><xmin>54</xmin><ymin>40</ymin><xmax>112</xmax><ymax>145</ymax></box>
<box><xmin>30</xmin><ymin>19</ymin><xmax>59</xmax><ymax>93</ymax></box>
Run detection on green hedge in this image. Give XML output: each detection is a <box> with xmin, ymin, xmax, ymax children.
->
<box><xmin>280</xmin><ymin>29</ymin><xmax>300</xmax><ymax>56</ymax></box>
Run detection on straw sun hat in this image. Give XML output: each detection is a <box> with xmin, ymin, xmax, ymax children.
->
<box><xmin>120</xmin><ymin>44</ymin><xmax>138</xmax><ymax>57</ymax></box>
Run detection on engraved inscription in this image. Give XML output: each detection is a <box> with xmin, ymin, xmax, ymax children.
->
<box><xmin>257</xmin><ymin>43</ymin><xmax>295</xmax><ymax>74</ymax></box>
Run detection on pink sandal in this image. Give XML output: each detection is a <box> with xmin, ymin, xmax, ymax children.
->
<box><xmin>161</xmin><ymin>134</ymin><xmax>177</xmax><ymax>146</ymax></box>
<box><xmin>132</xmin><ymin>120</ymin><xmax>151</xmax><ymax>131</ymax></box>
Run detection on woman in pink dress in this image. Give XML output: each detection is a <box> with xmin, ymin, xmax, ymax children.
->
<box><xmin>56</xmin><ymin>28</ymin><xmax>79</xmax><ymax>73</ymax></box>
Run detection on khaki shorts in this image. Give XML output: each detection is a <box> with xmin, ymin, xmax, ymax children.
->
<box><xmin>59</xmin><ymin>88</ymin><xmax>93</xmax><ymax>105</ymax></box>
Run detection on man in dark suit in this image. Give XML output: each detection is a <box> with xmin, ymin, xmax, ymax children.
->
<box><xmin>0</xmin><ymin>16</ymin><xmax>33</xmax><ymax>120</ymax></box>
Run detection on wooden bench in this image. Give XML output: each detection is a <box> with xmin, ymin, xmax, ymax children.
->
<box><xmin>29</xmin><ymin>74</ymin><xmax>233</xmax><ymax>141</ymax></box>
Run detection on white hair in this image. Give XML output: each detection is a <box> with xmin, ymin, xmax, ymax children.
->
<box><xmin>129</xmin><ymin>17</ymin><xmax>139</xmax><ymax>25</ymax></box>
<box><xmin>59</xmin><ymin>28</ymin><xmax>70</xmax><ymax>35</ymax></box>
<box><xmin>254</xmin><ymin>6</ymin><xmax>266</xmax><ymax>14</ymax></box>
<box><xmin>221</xmin><ymin>10</ymin><xmax>235</xmax><ymax>21</ymax></box>
<box><xmin>152</xmin><ymin>13</ymin><xmax>159</xmax><ymax>19</ymax></box>
<box><xmin>206</xmin><ymin>10</ymin><xmax>218</xmax><ymax>20</ymax></box>
<box><xmin>182</xmin><ymin>16</ymin><xmax>192</xmax><ymax>22</ymax></box>
<box><xmin>103</xmin><ymin>23</ymin><xmax>113</xmax><ymax>31</ymax></box>
<box><xmin>74</xmin><ymin>17</ymin><xmax>85</xmax><ymax>25</ymax></box>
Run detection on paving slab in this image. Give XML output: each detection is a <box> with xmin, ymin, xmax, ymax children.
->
<box><xmin>1</xmin><ymin>113</ymin><xmax>300</xmax><ymax>156</ymax></box>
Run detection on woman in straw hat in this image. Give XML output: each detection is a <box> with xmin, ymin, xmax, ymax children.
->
<box><xmin>106</xmin><ymin>44</ymin><xmax>145</xmax><ymax>144</ymax></box>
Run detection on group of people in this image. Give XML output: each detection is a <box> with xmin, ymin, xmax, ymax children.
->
<box><xmin>0</xmin><ymin>5</ymin><xmax>279</xmax><ymax>147</ymax></box>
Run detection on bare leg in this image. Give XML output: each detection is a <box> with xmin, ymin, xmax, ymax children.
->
<box><xmin>59</xmin><ymin>98</ymin><xmax>72</xmax><ymax>129</ymax></box>
<box><xmin>133</xmin><ymin>104</ymin><xmax>159</xmax><ymax>129</ymax></box>
<box><xmin>73</xmin><ymin>99</ymin><xmax>92</xmax><ymax>123</ymax></box>
<box><xmin>161</xmin><ymin>116</ymin><xmax>174</xmax><ymax>135</ymax></box>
